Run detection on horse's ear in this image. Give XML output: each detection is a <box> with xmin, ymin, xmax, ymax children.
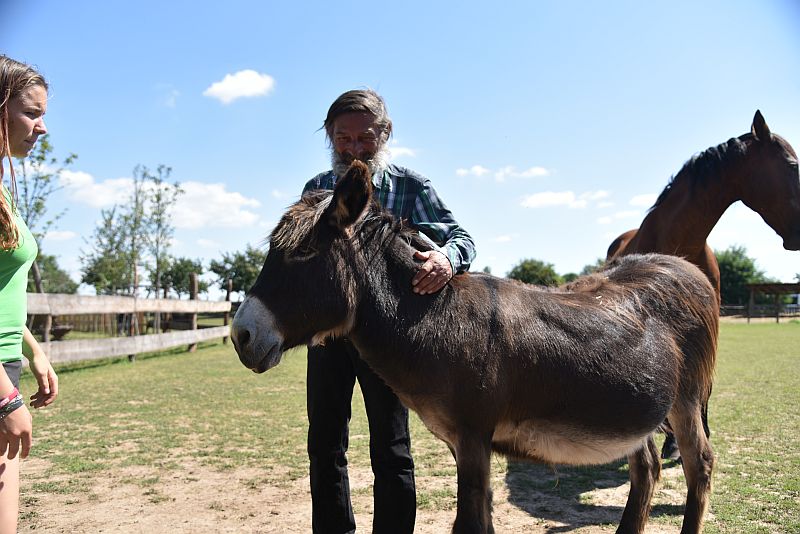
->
<box><xmin>325</xmin><ymin>160</ymin><xmax>373</xmax><ymax>231</ymax></box>
<box><xmin>751</xmin><ymin>110</ymin><xmax>772</xmax><ymax>142</ymax></box>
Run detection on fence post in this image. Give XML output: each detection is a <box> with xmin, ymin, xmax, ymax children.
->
<box><xmin>188</xmin><ymin>273</ymin><xmax>198</xmax><ymax>352</ymax></box>
<box><xmin>223</xmin><ymin>278</ymin><xmax>232</xmax><ymax>345</ymax></box>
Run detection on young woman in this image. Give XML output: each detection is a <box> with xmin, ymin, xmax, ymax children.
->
<box><xmin>0</xmin><ymin>55</ymin><xmax>59</xmax><ymax>534</ymax></box>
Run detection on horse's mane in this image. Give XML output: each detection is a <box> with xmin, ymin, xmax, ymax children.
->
<box><xmin>649</xmin><ymin>134</ymin><xmax>751</xmax><ymax>212</ymax></box>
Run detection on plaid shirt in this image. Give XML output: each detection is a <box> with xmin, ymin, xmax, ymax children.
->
<box><xmin>303</xmin><ymin>164</ymin><xmax>476</xmax><ymax>273</ymax></box>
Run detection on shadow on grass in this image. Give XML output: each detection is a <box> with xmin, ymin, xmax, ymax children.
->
<box><xmin>503</xmin><ymin>458</ymin><xmax>684</xmax><ymax>532</ymax></box>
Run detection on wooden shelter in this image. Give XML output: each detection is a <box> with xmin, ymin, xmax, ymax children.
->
<box><xmin>745</xmin><ymin>283</ymin><xmax>800</xmax><ymax>323</ymax></box>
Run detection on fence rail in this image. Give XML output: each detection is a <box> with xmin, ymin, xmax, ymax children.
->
<box><xmin>27</xmin><ymin>292</ymin><xmax>233</xmax><ymax>364</ymax></box>
<box><xmin>43</xmin><ymin>326</ymin><xmax>231</xmax><ymax>363</ymax></box>
<box><xmin>27</xmin><ymin>293</ymin><xmax>231</xmax><ymax>315</ymax></box>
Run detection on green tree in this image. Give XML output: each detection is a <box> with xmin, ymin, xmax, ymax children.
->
<box><xmin>580</xmin><ymin>258</ymin><xmax>607</xmax><ymax>276</ymax></box>
<box><xmin>15</xmin><ymin>135</ymin><xmax>77</xmax><ymax>292</ymax></box>
<box><xmin>26</xmin><ymin>253</ymin><xmax>78</xmax><ymax>294</ymax></box>
<box><xmin>716</xmin><ymin>245</ymin><xmax>775</xmax><ymax>305</ymax></box>
<box><xmin>151</xmin><ymin>256</ymin><xmax>208</xmax><ymax>298</ymax></box>
<box><xmin>81</xmin><ymin>207</ymin><xmax>131</xmax><ymax>294</ymax></box>
<box><xmin>209</xmin><ymin>244</ymin><xmax>267</xmax><ymax>297</ymax></box>
<box><xmin>143</xmin><ymin>165</ymin><xmax>183</xmax><ymax>299</ymax></box>
<box><xmin>506</xmin><ymin>258</ymin><xmax>563</xmax><ymax>286</ymax></box>
<box><xmin>124</xmin><ymin>165</ymin><xmax>150</xmax><ymax>294</ymax></box>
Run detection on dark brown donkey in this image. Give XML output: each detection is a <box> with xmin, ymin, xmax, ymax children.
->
<box><xmin>232</xmin><ymin>161</ymin><xmax>719</xmax><ymax>534</ymax></box>
<box><xmin>607</xmin><ymin>110</ymin><xmax>800</xmax><ymax>458</ymax></box>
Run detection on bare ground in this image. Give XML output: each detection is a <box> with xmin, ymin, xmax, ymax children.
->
<box><xmin>20</xmin><ymin>456</ymin><xmax>696</xmax><ymax>533</ymax></box>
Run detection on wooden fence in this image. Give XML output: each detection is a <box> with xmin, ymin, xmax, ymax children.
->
<box><xmin>27</xmin><ymin>291</ymin><xmax>232</xmax><ymax>364</ymax></box>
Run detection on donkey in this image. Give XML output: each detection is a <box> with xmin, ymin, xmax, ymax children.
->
<box><xmin>232</xmin><ymin>161</ymin><xmax>719</xmax><ymax>534</ymax></box>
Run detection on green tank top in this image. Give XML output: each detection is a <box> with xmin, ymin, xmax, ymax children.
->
<box><xmin>0</xmin><ymin>187</ymin><xmax>37</xmax><ymax>362</ymax></box>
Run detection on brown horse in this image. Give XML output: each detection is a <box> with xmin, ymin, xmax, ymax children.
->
<box><xmin>607</xmin><ymin>110</ymin><xmax>800</xmax><ymax>459</ymax></box>
<box><xmin>232</xmin><ymin>161</ymin><xmax>719</xmax><ymax>534</ymax></box>
<box><xmin>608</xmin><ymin>110</ymin><xmax>800</xmax><ymax>296</ymax></box>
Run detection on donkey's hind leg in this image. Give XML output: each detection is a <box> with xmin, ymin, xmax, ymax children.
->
<box><xmin>617</xmin><ymin>435</ymin><xmax>661</xmax><ymax>534</ymax></box>
<box><xmin>671</xmin><ymin>405</ymin><xmax>714</xmax><ymax>534</ymax></box>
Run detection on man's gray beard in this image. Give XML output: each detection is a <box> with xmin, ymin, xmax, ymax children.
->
<box><xmin>331</xmin><ymin>144</ymin><xmax>390</xmax><ymax>178</ymax></box>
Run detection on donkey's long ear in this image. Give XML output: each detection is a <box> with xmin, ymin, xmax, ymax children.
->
<box><xmin>324</xmin><ymin>160</ymin><xmax>373</xmax><ymax>231</ymax></box>
<box><xmin>751</xmin><ymin>110</ymin><xmax>772</xmax><ymax>142</ymax></box>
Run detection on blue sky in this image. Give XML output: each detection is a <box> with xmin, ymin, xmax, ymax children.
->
<box><xmin>3</xmin><ymin>0</ymin><xmax>799</xmax><ymax>297</ymax></box>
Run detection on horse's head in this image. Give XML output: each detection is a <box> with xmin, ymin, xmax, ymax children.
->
<box><xmin>231</xmin><ymin>161</ymin><xmax>374</xmax><ymax>373</ymax></box>
<box><xmin>739</xmin><ymin>110</ymin><xmax>800</xmax><ymax>250</ymax></box>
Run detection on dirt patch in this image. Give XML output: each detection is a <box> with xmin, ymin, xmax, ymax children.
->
<box><xmin>20</xmin><ymin>457</ymin><xmax>691</xmax><ymax>533</ymax></box>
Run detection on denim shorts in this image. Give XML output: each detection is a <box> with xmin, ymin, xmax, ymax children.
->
<box><xmin>2</xmin><ymin>359</ymin><xmax>22</xmax><ymax>389</ymax></box>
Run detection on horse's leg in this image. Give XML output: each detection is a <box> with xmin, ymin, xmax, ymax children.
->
<box><xmin>617</xmin><ymin>435</ymin><xmax>661</xmax><ymax>534</ymax></box>
<box><xmin>451</xmin><ymin>433</ymin><xmax>494</xmax><ymax>534</ymax></box>
<box><xmin>671</xmin><ymin>404</ymin><xmax>714</xmax><ymax>534</ymax></box>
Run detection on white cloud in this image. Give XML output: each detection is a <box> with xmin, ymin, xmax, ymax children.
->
<box><xmin>581</xmin><ymin>190</ymin><xmax>610</xmax><ymax>201</ymax></box>
<box><xmin>59</xmin><ymin>169</ymin><xmax>263</xmax><ymax>230</ymax></box>
<box><xmin>495</xmin><ymin>166</ymin><xmax>550</xmax><ymax>182</ymax></box>
<box><xmin>597</xmin><ymin>201</ymin><xmax>615</xmax><ymax>208</ymax></box>
<box><xmin>43</xmin><ymin>230</ymin><xmax>77</xmax><ymax>241</ymax></box>
<box><xmin>173</xmin><ymin>181</ymin><xmax>261</xmax><ymax>229</ymax></box>
<box><xmin>388</xmin><ymin>140</ymin><xmax>415</xmax><ymax>160</ymax></box>
<box><xmin>597</xmin><ymin>210</ymin><xmax>642</xmax><ymax>224</ymax></box>
<box><xmin>456</xmin><ymin>165</ymin><xmax>491</xmax><ymax>177</ymax></box>
<box><xmin>197</xmin><ymin>238</ymin><xmax>220</xmax><ymax>248</ymax></box>
<box><xmin>271</xmin><ymin>190</ymin><xmax>287</xmax><ymax>199</ymax></box>
<box><xmin>629</xmin><ymin>193</ymin><xmax>658</xmax><ymax>207</ymax></box>
<box><xmin>388</xmin><ymin>146</ymin><xmax>415</xmax><ymax>159</ymax></box>
<box><xmin>163</xmin><ymin>89</ymin><xmax>180</xmax><ymax>108</ymax></box>
<box><xmin>521</xmin><ymin>191</ymin><xmax>586</xmax><ymax>209</ymax></box>
<box><xmin>203</xmin><ymin>70</ymin><xmax>276</xmax><ymax>104</ymax></box>
<box><xmin>493</xmin><ymin>235</ymin><xmax>512</xmax><ymax>243</ymax></box>
<box><xmin>456</xmin><ymin>164</ymin><xmax>549</xmax><ymax>181</ymax></box>
<box><xmin>59</xmin><ymin>170</ymin><xmax>132</xmax><ymax>207</ymax></box>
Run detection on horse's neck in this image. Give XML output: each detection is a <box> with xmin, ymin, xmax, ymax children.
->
<box><xmin>636</xmin><ymin>169</ymin><xmax>739</xmax><ymax>257</ymax></box>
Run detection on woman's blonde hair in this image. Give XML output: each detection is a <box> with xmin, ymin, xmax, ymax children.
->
<box><xmin>0</xmin><ymin>56</ymin><xmax>48</xmax><ymax>250</ymax></box>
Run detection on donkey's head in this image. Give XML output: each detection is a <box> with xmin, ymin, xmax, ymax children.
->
<box><xmin>232</xmin><ymin>161</ymin><xmax>373</xmax><ymax>373</ymax></box>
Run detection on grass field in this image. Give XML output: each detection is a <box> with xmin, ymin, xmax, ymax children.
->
<box><xmin>16</xmin><ymin>321</ymin><xmax>800</xmax><ymax>533</ymax></box>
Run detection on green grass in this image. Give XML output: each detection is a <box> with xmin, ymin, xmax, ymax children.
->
<box><xmin>18</xmin><ymin>322</ymin><xmax>800</xmax><ymax>532</ymax></box>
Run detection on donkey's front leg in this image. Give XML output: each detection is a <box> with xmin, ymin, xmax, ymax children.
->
<box><xmin>451</xmin><ymin>433</ymin><xmax>494</xmax><ymax>534</ymax></box>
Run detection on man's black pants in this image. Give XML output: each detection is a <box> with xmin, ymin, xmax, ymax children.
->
<box><xmin>307</xmin><ymin>338</ymin><xmax>416</xmax><ymax>534</ymax></box>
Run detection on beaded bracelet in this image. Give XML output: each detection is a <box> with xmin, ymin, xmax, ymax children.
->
<box><xmin>0</xmin><ymin>387</ymin><xmax>19</xmax><ymax>409</ymax></box>
<box><xmin>0</xmin><ymin>394</ymin><xmax>24</xmax><ymax>420</ymax></box>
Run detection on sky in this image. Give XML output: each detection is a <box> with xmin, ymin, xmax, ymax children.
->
<box><xmin>2</xmin><ymin>0</ymin><xmax>799</xmax><ymax>299</ymax></box>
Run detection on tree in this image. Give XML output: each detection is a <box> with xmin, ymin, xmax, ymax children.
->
<box><xmin>81</xmin><ymin>207</ymin><xmax>131</xmax><ymax>294</ymax></box>
<box><xmin>715</xmin><ymin>245</ymin><xmax>775</xmax><ymax>305</ymax></box>
<box><xmin>151</xmin><ymin>256</ymin><xmax>208</xmax><ymax>298</ymax></box>
<box><xmin>506</xmin><ymin>258</ymin><xmax>563</xmax><ymax>286</ymax></box>
<box><xmin>580</xmin><ymin>258</ymin><xmax>607</xmax><ymax>276</ymax></box>
<box><xmin>15</xmin><ymin>135</ymin><xmax>77</xmax><ymax>292</ymax></box>
<box><xmin>143</xmin><ymin>165</ymin><xmax>183</xmax><ymax>299</ymax></box>
<box><xmin>124</xmin><ymin>165</ymin><xmax>150</xmax><ymax>294</ymax></box>
<box><xmin>209</xmin><ymin>244</ymin><xmax>267</xmax><ymax>297</ymax></box>
<box><xmin>26</xmin><ymin>253</ymin><xmax>78</xmax><ymax>294</ymax></box>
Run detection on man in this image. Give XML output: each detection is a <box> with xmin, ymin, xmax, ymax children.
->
<box><xmin>302</xmin><ymin>89</ymin><xmax>476</xmax><ymax>534</ymax></box>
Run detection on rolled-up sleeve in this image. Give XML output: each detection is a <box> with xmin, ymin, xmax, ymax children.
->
<box><xmin>411</xmin><ymin>180</ymin><xmax>476</xmax><ymax>273</ymax></box>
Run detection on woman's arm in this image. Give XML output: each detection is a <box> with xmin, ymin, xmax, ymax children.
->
<box><xmin>22</xmin><ymin>326</ymin><xmax>58</xmax><ymax>408</ymax></box>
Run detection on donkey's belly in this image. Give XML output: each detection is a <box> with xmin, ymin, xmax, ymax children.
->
<box><xmin>492</xmin><ymin>420</ymin><xmax>648</xmax><ymax>465</ymax></box>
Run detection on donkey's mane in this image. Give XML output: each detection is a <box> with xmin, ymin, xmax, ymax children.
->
<box><xmin>270</xmin><ymin>190</ymin><xmax>414</xmax><ymax>254</ymax></box>
<box><xmin>649</xmin><ymin>134</ymin><xmax>750</xmax><ymax>212</ymax></box>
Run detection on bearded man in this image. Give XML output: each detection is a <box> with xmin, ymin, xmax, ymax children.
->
<box><xmin>301</xmin><ymin>89</ymin><xmax>476</xmax><ymax>534</ymax></box>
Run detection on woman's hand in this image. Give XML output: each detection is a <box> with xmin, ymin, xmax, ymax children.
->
<box><xmin>0</xmin><ymin>403</ymin><xmax>32</xmax><ymax>459</ymax></box>
<box><xmin>28</xmin><ymin>353</ymin><xmax>58</xmax><ymax>409</ymax></box>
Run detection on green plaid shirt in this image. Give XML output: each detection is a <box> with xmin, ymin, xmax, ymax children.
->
<box><xmin>303</xmin><ymin>164</ymin><xmax>476</xmax><ymax>273</ymax></box>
